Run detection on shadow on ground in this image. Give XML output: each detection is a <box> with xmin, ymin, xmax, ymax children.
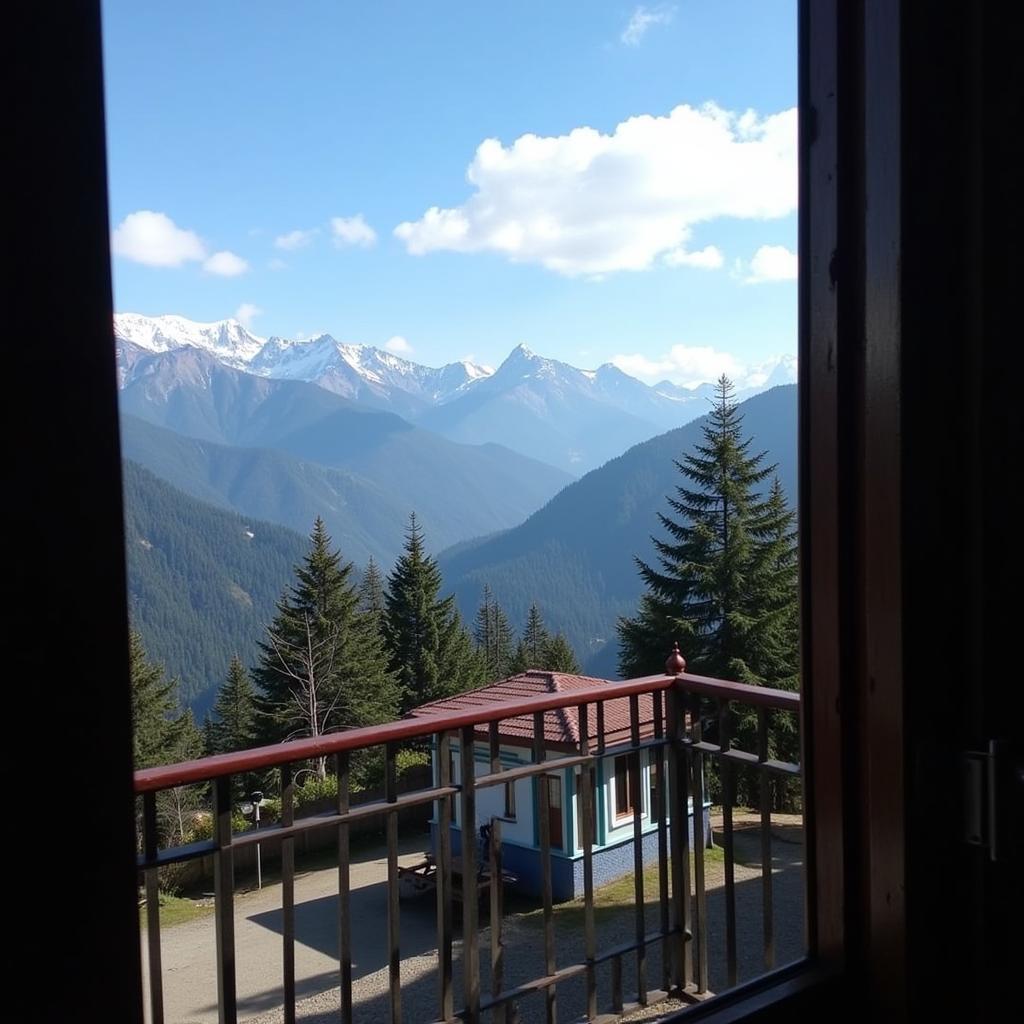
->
<box><xmin>241</xmin><ymin>822</ymin><xmax>805</xmax><ymax>1023</ymax></box>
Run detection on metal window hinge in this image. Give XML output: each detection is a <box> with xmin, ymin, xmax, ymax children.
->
<box><xmin>963</xmin><ymin>740</ymin><xmax>1018</xmax><ymax>862</ymax></box>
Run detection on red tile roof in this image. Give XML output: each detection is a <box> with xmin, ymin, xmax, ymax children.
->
<box><xmin>407</xmin><ymin>671</ymin><xmax>662</xmax><ymax>750</ymax></box>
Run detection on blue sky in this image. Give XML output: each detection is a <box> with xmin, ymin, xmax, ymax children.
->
<box><xmin>102</xmin><ymin>1</ymin><xmax>797</xmax><ymax>384</ymax></box>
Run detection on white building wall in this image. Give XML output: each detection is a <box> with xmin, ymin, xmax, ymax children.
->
<box><xmin>439</xmin><ymin>740</ymin><xmax>535</xmax><ymax>848</ymax></box>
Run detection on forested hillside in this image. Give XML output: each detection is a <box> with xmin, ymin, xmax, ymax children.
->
<box><xmin>440</xmin><ymin>385</ymin><xmax>797</xmax><ymax>676</ymax></box>
<box><xmin>122</xmin><ymin>461</ymin><xmax>307</xmax><ymax>713</ymax></box>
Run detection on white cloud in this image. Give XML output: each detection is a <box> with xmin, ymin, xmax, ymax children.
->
<box><xmin>111</xmin><ymin>210</ymin><xmax>206</xmax><ymax>267</ymax></box>
<box><xmin>621</xmin><ymin>4</ymin><xmax>675</xmax><ymax>47</ymax></box>
<box><xmin>235</xmin><ymin>303</ymin><xmax>263</xmax><ymax>329</ymax></box>
<box><xmin>331</xmin><ymin>215</ymin><xmax>377</xmax><ymax>248</ymax></box>
<box><xmin>612</xmin><ymin>345</ymin><xmax>797</xmax><ymax>388</ymax></box>
<box><xmin>664</xmin><ymin>242</ymin><xmax>724</xmax><ymax>269</ymax></box>
<box><xmin>613</xmin><ymin>345</ymin><xmax>747</xmax><ymax>386</ymax></box>
<box><xmin>203</xmin><ymin>250</ymin><xmax>249</xmax><ymax>277</ymax></box>
<box><xmin>384</xmin><ymin>335</ymin><xmax>413</xmax><ymax>355</ymax></box>
<box><xmin>395</xmin><ymin>103</ymin><xmax>796</xmax><ymax>277</ymax></box>
<box><xmin>743</xmin><ymin>244</ymin><xmax>798</xmax><ymax>283</ymax></box>
<box><xmin>112</xmin><ymin>210</ymin><xmax>252</xmax><ymax>279</ymax></box>
<box><xmin>274</xmin><ymin>228</ymin><xmax>318</xmax><ymax>250</ymax></box>
<box><xmin>268</xmin><ymin>257</ymin><xmax>288</xmax><ymax>271</ymax></box>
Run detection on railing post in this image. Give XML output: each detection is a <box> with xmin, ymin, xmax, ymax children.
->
<box><xmin>435</xmin><ymin>732</ymin><xmax>454</xmax><ymax>1022</ymax></box>
<box><xmin>653</xmin><ymin>688</ymin><xmax>671</xmax><ymax>996</ymax></box>
<box><xmin>213</xmin><ymin>775</ymin><xmax>237</xmax><ymax>1024</ymax></box>
<box><xmin>578</xmin><ymin>703</ymin><xmax>598</xmax><ymax>1021</ymax></box>
<box><xmin>460</xmin><ymin>726</ymin><xmax>480</xmax><ymax>1024</ymax></box>
<box><xmin>281</xmin><ymin>764</ymin><xmax>296</xmax><ymax>1024</ymax></box>
<box><xmin>690</xmin><ymin>695</ymin><xmax>709</xmax><ymax>994</ymax></box>
<box><xmin>533</xmin><ymin>710</ymin><xmax>556</xmax><ymax>1024</ymax></box>
<box><xmin>336</xmin><ymin>750</ymin><xmax>352</xmax><ymax>1024</ymax></box>
<box><xmin>142</xmin><ymin>791</ymin><xmax>164</xmax><ymax>1024</ymax></box>
<box><xmin>719</xmin><ymin>698</ymin><xmax>738</xmax><ymax>988</ymax></box>
<box><xmin>488</xmin><ymin>721</ymin><xmax>506</xmax><ymax>1024</ymax></box>
<box><xmin>666</xmin><ymin>685</ymin><xmax>692</xmax><ymax>994</ymax></box>
<box><xmin>758</xmin><ymin>707</ymin><xmax>775</xmax><ymax>971</ymax></box>
<box><xmin>386</xmin><ymin>741</ymin><xmax>402</xmax><ymax>1024</ymax></box>
<box><xmin>629</xmin><ymin>693</ymin><xmax>647</xmax><ymax>1004</ymax></box>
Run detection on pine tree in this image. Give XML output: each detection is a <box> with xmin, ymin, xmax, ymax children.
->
<box><xmin>474</xmin><ymin>584</ymin><xmax>516</xmax><ymax>682</ymax></box>
<box><xmin>128</xmin><ymin>631</ymin><xmax>209</xmax><ymax>853</ymax></box>
<box><xmin>255</xmin><ymin>518</ymin><xmax>398</xmax><ymax>774</ymax></box>
<box><xmin>358</xmin><ymin>557</ymin><xmax>387</xmax><ymax>621</ymax></box>
<box><xmin>210</xmin><ymin>656</ymin><xmax>258</xmax><ymax>754</ymax></box>
<box><xmin>543</xmin><ymin>632</ymin><xmax>582</xmax><ymax>674</ymax></box>
<box><xmin>616</xmin><ymin>376</ymin><xmax>799</xmax><ymax>805</ymax></box>
<box><xmin>511</xmin><ymin>603</ymin><xmax>552</xmax><ymax>672</ymax></box>
<box><xmin>507</xmin><ymin>603</ymin><xmax>582</xmax><ymax>674</ymax></box>
<box><xmin>201</xmin><ymin>713</ymin><xmax>217</xmax><ymax>757</ymax></box>
<box><xmin>617</xmin><ymin>375</ymin><xmax>792</xmax><ymax>678</ymax></box>
<box><xmin>129</xmin><ymin>629</ymin><xmax>179</xmax><ymax>770</ymax></box>
<box><xmin>385</xmin><ymin>513</ymin><xmax>483</xmax><ymax>711</ymax></box>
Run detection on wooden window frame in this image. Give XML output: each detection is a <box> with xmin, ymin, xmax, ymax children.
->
<box><xmin>612</xmin><ymin>752</ymin><xmax>641</xmax><ymax>822</ymax></box>
<box><xmin>21</xmin><ymin>3</ymin><xmax>1015</xmax><ymax>1021</ymax></box>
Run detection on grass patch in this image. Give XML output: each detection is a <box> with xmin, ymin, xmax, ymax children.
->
<box><xmin>139</xmin><ymin>892</ymin><xmax>215</xmax><ymax>929</ymax></box>
<box><xmin>516</xmin><ymin>846</ymin><xmax>725</xmax><ymax>933</ymax></box>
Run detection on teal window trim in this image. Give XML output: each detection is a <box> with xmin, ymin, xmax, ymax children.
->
<box><xmin>565</xmin><ymin>767</ymin><xmax>574</xmax><ymax>853</ymax></box>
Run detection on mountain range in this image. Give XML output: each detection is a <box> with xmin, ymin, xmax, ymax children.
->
<box><xmin>117</xmin><ymin>347</ymin><xmax>571</xmax><ymax>566</ymax></box>
<box><xmin>115</xmin><ymin>313</ymin><xmax>796</xmax><ymax>475</ymax></box>
<box><xmin>113</xmin><ymin>312</ymin><xmax>798</xmax><ymax>704</ymax></box>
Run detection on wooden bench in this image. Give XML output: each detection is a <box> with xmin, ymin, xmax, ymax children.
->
<box><xmin>397</xmin><ymin>853</ymin><xmax>518</xmax><ymax>902</ymax></box>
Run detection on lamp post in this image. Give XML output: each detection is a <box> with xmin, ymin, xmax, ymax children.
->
<box><xmin>240</xmin><ymin>790</ymin><xmax>265</xmax><ymax>889</ymax></box>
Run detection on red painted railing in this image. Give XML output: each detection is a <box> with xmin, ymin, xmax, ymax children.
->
<box><xmin>135</xmin><ymin>671</ymin><xmax>801</xmax><ymax>1024</ymax></box>
<box><xmin>135</xmin><ymin>672</ymin><xmax>798</xmax><ymax>793</ymax></box>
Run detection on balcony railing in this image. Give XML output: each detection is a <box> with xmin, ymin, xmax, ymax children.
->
<box><xmin>135</xmin><ymin>669</ymin><xmax>801</xmax><ymax>1024</ymax></box>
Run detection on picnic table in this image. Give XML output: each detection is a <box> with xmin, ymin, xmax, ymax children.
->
<box><xmin>397</xmin><ymin>852</ymin><xmax>518</xmax><ymax>902</ymax></box>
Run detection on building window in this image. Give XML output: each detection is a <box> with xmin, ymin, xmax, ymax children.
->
<box><xmin>649</xmin><ymin>752</ymin><xmax>661</xmax><ymax>822</ymax></box>
<box><xmin>576</xmin><ymin>767</ymin><xmax>599</xmax><ymax>848</ymax></box>
<box><xmin>613</xmin><ymin>752</ymin><xmax>640</xmax><ymax>820</ymax></box>
<box><xmin>504</xmin><ymin>780</ymin><xmax>517</xmax><ymax>820</ymax></box>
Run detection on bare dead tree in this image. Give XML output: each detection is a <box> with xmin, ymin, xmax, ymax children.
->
<box><xmin>265</xmin><ymin>612</ymin><xmax>344</xmax><ymax>780</ymax></box>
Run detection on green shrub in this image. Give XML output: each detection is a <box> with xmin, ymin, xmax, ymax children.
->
<box><xmin>395</xmin><ymin>748</ymin><xmax>430</xmax><ymax>775</ymax></box>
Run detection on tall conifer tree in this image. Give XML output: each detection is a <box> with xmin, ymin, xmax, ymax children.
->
<box><xmin>210</xmin><ymin>656</ymin><xmax>258</xmax><ymax>754</ymax></box>
<box><xmin>474</xmin><ymin>584</ymin><xmax>516</xmax><ymax>682</ymax></box>
<box><xmin>509</xmin><ymin>603</ymin><xmax>581</xmax><ymax>673</ymax></box>
<box><xmin>255</xmin><ymin>519</ymin><xmax>397</xmax><ymax>769</ymax></box>
<box><xmin>512</xmin><ymin>603</ymin><xmax>551</xmax><ymax>671</ymax></box>
<box><xmin>129</xmin><ymin>629</ymin><xmax>179</xmax><ymax>770</ymax></box>
<box><xmin>358</xmin><ymin>557</ymin><xmax>387</xmax><ymax>621</ymax></box>
<box><xmin>616</xmin><ymin>377</ymin><xmax>799</xmax><ymax>801</ymax></box>
<box><xmin>385</xmin><ymin>513</ymin><xmax>482</xmax><ymax>711</ymax></box>
<box><xmin>543</xmin><ymin>632</ymin><xmax>582</xmax><ymax>674</ymax></box>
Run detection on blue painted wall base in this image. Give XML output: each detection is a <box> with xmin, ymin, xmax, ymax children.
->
<box><xmin>431</xmin><ymin>805</ymin><xmax>712</xmax><ymax>902</ymax></box>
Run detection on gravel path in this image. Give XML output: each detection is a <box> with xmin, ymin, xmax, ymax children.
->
<box><xmin>151</xmin><ymin>818</ymin><xmax>804</xmax><ymax>1024</ymax></box>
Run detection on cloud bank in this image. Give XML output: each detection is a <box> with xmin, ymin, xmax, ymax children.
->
<box><xmin>112</xmin><ymin>210</ymin><xmax>247</xmax><ymax>275</ymax></box>
<box><xmin>395</xmin><ymin>103</ymin><xmax>796</xmax><ymax>277</ymax></box>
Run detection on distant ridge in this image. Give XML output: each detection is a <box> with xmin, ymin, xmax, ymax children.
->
<box><xmin>439</xmin><ymin>384</ymin><xmax>798</xmax><ymax>677</ymax></box>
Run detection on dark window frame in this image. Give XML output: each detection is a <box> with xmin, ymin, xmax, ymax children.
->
<box><xmin>22</xmin><ymin>2</ymin><xmax>1013</xmax><ymax>1020</ymax></box>
<box><xmin>612</xmin><ymin>752</ymin><xmax>641</xmax><ymax>821</ymax></box>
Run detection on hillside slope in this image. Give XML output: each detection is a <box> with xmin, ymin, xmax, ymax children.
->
<box><xmin>439</xmin><ymin>385</ymin><xmax>798</xmax><ymax>676</ymax></box>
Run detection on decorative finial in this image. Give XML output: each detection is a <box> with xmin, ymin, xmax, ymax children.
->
<box><xmin>665</xmin><ymin>642</ymin><xmax>686</xmax><ymax>675</ymax></box>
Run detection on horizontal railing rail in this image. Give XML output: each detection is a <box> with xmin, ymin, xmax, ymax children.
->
<box><xmin>135</xmin><ymin>671</ymin><xmax>802</xmax><ymax>1024</ymax></box>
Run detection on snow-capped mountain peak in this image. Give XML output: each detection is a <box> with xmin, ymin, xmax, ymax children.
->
<box><xmin>113</xmin><ymin>313</ymin><xmax>265</xmax><ymax>367</ymax></box>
